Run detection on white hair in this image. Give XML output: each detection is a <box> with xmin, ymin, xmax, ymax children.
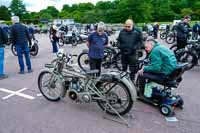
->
<box><xmin>11</xmin><ymin>16</ymin><xmax>20</xmax><ymax>23</ymax></box>
<box><xmin>97</xmin><ymin>21</ymin><xmax>105</xmax><ymax>31</ymax></box>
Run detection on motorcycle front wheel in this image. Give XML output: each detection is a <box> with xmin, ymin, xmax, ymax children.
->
<box><xmin>38</xmin><ymin>71</ymin><xmax>66</xmax><ymax>101</ymax></box>
<box><xmin>96</xmin><ymin>81</ymin><xmax>133</xmax><ymax>116</ymax></box>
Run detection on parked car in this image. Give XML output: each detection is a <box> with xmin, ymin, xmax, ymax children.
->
<box><xmin>159</xmin><ymin>24</ymin><xmax>167</xmax><ymax>30</ymax></box>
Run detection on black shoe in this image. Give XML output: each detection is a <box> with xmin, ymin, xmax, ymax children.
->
<box><xmin>0</xmin><ymin>74</ymin><xmax>8</xmax><ymax>80</ymax></box>
<box><xmin>28</xmin><ymin>69</ymin><xmax>33</xmax><ymax>73</ymax></box>
<box><xmin>18</xmin><ymin>71</ymin><xmax>25</xmax><ymax>74</ymax></box>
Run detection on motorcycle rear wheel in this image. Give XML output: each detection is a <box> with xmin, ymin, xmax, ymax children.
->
<box><xmin>96</xmin><ymin>81</ymin><xmax>133</xmax><ymax>116</ymax></box>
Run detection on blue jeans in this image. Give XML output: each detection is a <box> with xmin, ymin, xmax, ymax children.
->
<box><xmin>15</xmin><ymin>44</ymin><xmax>32</xmax><ymax>72</ymax></box>
<box><xmin>52</xmin><ymin>40</ymin><xmax>58</xmax><ymax>53</ymax></box>
<box><xmin>0</xmin><ymin>48</ymin><xmax>5</xmax><ymax>76</ymax></box>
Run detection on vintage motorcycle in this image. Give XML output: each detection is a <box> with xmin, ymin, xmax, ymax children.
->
<box><xmin>38</xmin><ymin>50</ymin><xmax>137</xmax><ymax>116</ymax></box>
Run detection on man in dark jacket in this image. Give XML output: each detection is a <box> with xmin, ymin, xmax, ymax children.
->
<box><xmin>0</xmin><ymin>26</ymin><xmax>8</xmax><ymax>79</ymax></box>
<box><xmin>176</xmin><ymin>16</ymin><xmax>191</xmax><ymax>50</ymax></box>
<box><xmin>117</xmin><ymin>19</ymin><xmax>143</xmax><ymax>80</ymax></box>
<box><xmin>10</xmin><ymin>16</ymin><xmax>33</xmax><ymax>74</ymax></box>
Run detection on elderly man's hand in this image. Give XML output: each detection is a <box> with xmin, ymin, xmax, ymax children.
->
<box><xmin>138</xmin><ymin>68</ymin><xmax>144</xmax><ymax>76</ymax></box>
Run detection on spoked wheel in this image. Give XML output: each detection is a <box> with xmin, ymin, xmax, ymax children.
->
<box><xmin>30</xmin><ymin>43</ymin><xmax>39</xmax><ymax>56</ymax></box>
<box><xmin>96</xmin><ymin>81</ymin><xmax>133</xmax><ymax>116</ymax></box>
<box><xmin>78</xmin><ymin>52</ymin><xmax>90</xmax><ymax>72</ymax></box>
<box><xmin>11</xmin><ymin>44</ymin><xmax>17</xmax><ymax>56</ymax></box>
<box><xmin>38</xmin><ymin>71</ymin><xmax>65</xmax><ymax>101</ymax></box>
<box><xmin>176</xmin><ymin>51</ymin><xmax>197</xmax><ymax>70</ymax></box>
<box><xmin>160</xmin><ymin>104</ymin><xmax>174</xmax><ymax>116</ymax></box>
<box><xmin>160</xmin><ymin>32</ymin><xmax>166</xmax><ymax>40</ymax></box>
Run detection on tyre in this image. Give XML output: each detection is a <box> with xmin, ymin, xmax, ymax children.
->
<box><xmin>176</xmin><ymin>51</ymin><xmax>197</xmax><ymax>70</ymax></box>
<box><xmin>78</xmin><ymin>52</ymin><xmax>90</xmax><ymax>72</ymax></box>
<box><xmin>114</xmin><ymin>52</ymin><xmax>123</xmax><ymax>71</ymax></box>
<box><xmin>177</xmin><ymin>96</ymin><xmax>184</xmax><ymax>109</ymax></box>
<box><xmin>71</xmin><ymin>37</ymin><xmax>78</xmax><ymax>46</ymax></box>
<box><xmin>11</xmin><ymin>44</ymin><xmax>17</xmax><ymax>56</ymax></box>
<box><xmin>96</xmin><ymin>81</ymin><xmax>133</xmax><ymax>116</ymax></box>
<box><xmin>160</xmin><ymin>104</ymin><xmax>174</xmax><ymax>116</ymax></box>
<box><xmin>166</xmin><ymin>34</ymin><xmax>175</xmax><ymax>44</ymax></box>
<box><xmin>160</xmin><ymin>32</ymin><xmax>166</xmax><ymax>40</ymax></box>
<box><xmin>38</xmin><ymin>71</ymin><xmax>65</xmax><ymax>101</ymax></box>
<box><xmin>30</xmin><ymin>43</ymin><xmax>39</xmax><ymax>56</ymax></box>
<box><xmin>58</xmin><ymin>39</ymin><xmax>64</xmax><ymax>47</ymax></box>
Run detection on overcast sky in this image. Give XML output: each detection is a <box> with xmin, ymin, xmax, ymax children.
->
<box><xmin>0</xmin><ymin>0</ymin><xmax>112</xmax><ymax>12</ymax></box>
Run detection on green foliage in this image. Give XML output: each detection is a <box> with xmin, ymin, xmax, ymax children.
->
<box><xmin>10</xmin><ymin>0</ymin><xmax>27</xmax><ymax>19</ymax></box>
<box><xmin>0</xmin><ymin>0</ymin><xmax>199</xmax><ymax>24</ymax></box>
<box><xmin>0</xmin><ymin>6</ymin><xmax>11</xmax><ymax>20</ymax></box>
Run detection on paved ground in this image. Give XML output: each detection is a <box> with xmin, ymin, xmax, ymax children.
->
<box><xmin>0</xmin><ymin>33</ymin><xmax>200</xmax><ymax>133</ymax></box>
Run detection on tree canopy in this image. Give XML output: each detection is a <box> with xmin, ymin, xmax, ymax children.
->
<box><xmin>0</xmin><ymin>0</ymin><xmax>199</xmax><ymax>23</ymax></box>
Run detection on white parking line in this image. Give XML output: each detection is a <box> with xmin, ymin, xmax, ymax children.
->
<box><xmin>0</xmin><ymin>88</ymin><xmax>35</xmax><ymax>100</ymax></box>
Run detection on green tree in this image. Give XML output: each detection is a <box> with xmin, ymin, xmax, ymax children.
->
<box><xmin>0</xmin><ymin>6</ymin><xmax>11</xmax><ymax>20</ymax></box>
<box><xmin>10</xmin><ymin>0</ymin><xmax>27</xmax><ymax>19</ymax></box>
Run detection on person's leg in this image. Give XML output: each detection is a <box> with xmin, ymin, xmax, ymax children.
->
<box><xmin>52</xmin><ymin>40</ymin><xmax>58</xmax><ymax>53</ymax></box>
<box><xmin>96</xmin><ymin>59</ymin><xmax>102</xmax><ymax>76</ymax></box>
<box><xmin>121</xmin><ymin>54</ymin><xmax>128</xmax><ymax>71</ymax></box>
<box><xmin>0</xmin><ymin>48</ymin><xmax>4</xmax><ymax>76</ymax></box>
<box><xmin>89</xmin><ymin>57</ymin><xmax>96</xmax><ymax>70</ymax></box>
<box><xmin>16</xmin><ymin>45</ymin><xmax>25</xmax><ymax>72</ymax></box>
<box><xmin>24</xmin><ymin>45</ymin><xmax>32</xmax><ymax>71</ymax></box>
<box><xmin>129</xmin><ymin>52</ymin><xmax>138</xmax><ymax>81</ymax></box>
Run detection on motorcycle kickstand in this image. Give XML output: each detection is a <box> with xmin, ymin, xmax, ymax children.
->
<box><xmin>102</xmin><ymin>101</ymin><xmax>135</xmax><ymax>128</ymax></box>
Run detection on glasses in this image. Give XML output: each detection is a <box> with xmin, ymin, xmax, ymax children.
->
<box><xmin>125</xmin><ymin>26</ymin><xmax>131</xmax><ymax>28</ymax></box>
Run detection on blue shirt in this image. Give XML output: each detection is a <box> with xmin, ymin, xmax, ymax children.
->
<box><xmin>88</xmin><ymin>32</ymin><xmax>108</xmax><ymax>59</ymax></box>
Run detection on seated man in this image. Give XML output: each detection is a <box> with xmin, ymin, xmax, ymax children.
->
<box><xmin>137</xmin><ymin>37</ymin><xmax>177</xmax><ymax>96</ymax></box>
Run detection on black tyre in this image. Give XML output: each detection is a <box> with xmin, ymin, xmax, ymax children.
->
<box><xmin>160</xmin><ymin>32</ymin><xmax>166</xmax><ymax>40</ymax></box>
<box><xmin>30</xmin><ymin>43</ymin><xmax>39</xmax><ymax>56</ymax></box>
<box><xmin>78</xmin><ymin>52</ymin><xmax>90</xmax><ymax>72</ymax></box>
<box><xmin>71</xmin><ymin>37</ymin><xmax>78</xmax><ymax>46</ymax></box>
<box><xmin>58</xmin><ymin>39</ymin><xmax>64</xmax><ymax>47</ymax></box>
<box><xmin>176</xmin><ymin>51</ymin><xmax>197</xmax><ymax>70</ymax></box>
<box><xmin>11</xmin><ymin>44</ymin><xmax>17</xmax><ymax>56</ymax></box>
<box><xmin>160</xmin><ymin>104</ymin><xmax>174</xmax><ymax>116</ymax></box>
<box><xmin>96</xmin><ymin>81</ymin><xmax>133</xmax><ymax>116</ymax></box>
<box><xmin>38</xmin><ymin>71</ymin><xmax>65</xmax><ymax>101</ymax></box>
<box><xmin>166</xmin><ymin>34</ymin><xmax>175</xmax><ymax>44</ymax></box>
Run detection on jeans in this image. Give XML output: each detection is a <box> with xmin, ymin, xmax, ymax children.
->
<box><xmin>52</xmin><ymin>40</ymin><xmax>58</xmax><ymax>53</ymax></box>
<box><xmin>0</xmin><ymin>48</ymin><xmax>5</xmax><ymax>75</ymax></box>
<box><xmin>15</xmin><ymin>44</ymin><xmax>32</xmax><ymax>72</ymax></box>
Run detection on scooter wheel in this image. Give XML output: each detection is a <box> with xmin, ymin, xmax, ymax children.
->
<box><xmin>160</xmin><ymin>104</ymin><xmax>174</xmax><ymax>116</ymax></box>
<box><xmin>177</xmin><ymin>96</ymin><xmax>184</xmax><ymax>109</ymax></box>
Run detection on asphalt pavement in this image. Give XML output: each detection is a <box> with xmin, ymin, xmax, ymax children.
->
<box><xmin>0</xmin><ymin>33</ymin><xmax>200</xmax><ymax>133</ymax></box>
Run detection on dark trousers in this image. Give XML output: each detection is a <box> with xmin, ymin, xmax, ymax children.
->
<box><xmin>89</xmin><ymin>57</ymin><xmax>102</xmax><ymax>76</ymax></box>
<box><xmin>121</xmin><ymin>52</ymin><xmax>138</xmax><ymax>80</ymax></box>
<box><xmin>137</xmin><ymin>72</ymin><xmax>166</xmax><ymax>96</ymax></box>
<box><xmin>52</xmin><ymin>40</ymin><xmax>58</xmax><ymax>53</ymax></box>
<box><xmin>177</xmin><ymin>37</ymin><xmax>187</xmax><ymax>50</ymax></box>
